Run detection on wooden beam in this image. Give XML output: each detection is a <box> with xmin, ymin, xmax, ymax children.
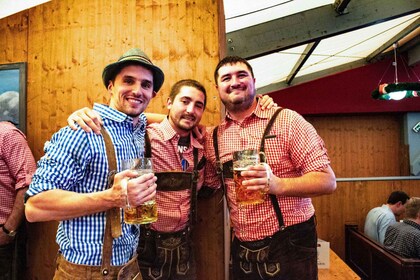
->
<box><xmin>226</xmin><ymin>0</ymin><xmax>420</xmax><ymax>59</ymax></box>
<box><xmin>286</xmin><ymin>41</ymin><xmax>319</xmax><ymax>85</ymax></box>
<box><xmin>366</xmin><ymin>19</ymin><xmax>420</xmax><ymax>62</ymax></box>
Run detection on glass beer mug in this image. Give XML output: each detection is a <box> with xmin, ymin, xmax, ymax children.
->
<box><xmin>121</xmin><ymin>158</ymin><xmax>158</xmax><ymax>224</ymax></box>
<box><xmin>232</xmin><ymin>149</ymin><xmax>267</xmax><ymax>206</ymax></box>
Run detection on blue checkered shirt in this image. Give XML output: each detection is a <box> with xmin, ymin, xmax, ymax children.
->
<box><xmin>27</xmin><ymin>103</ymin><xmax>147</xmax><ymax>265</ymax></box>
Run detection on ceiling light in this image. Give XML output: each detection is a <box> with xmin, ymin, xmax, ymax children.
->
<box><xmin>372</xmin><ymin>43</ymin><xmax>420</xmax><ymax>101</ymax></box>
<box><xmin>372</xmin><ymin>82</ymin><xmax>420</xmax><ymax>100</ymax></box>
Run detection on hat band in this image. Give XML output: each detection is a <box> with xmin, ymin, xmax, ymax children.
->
<box><xmin>119</xmin><ymin>55</ymin><xmax>153</xmax><ymax>65</ymax></box>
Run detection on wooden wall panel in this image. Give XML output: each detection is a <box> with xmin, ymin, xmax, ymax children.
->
<box><xmin>307</xmin><ymin>114</ymin><xmax>409</xmax><ymax>178</ymax></box>
<box><xmin>0</xmin><ymin>11</ymin><xmax>28</xmax><ymax>63</ymax></box>
<box><xmin>26</xmin><ymin>0</ymin><xmax>221</xmax><ymax>161</ymax></box>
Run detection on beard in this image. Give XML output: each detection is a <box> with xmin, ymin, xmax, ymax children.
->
<box><xmin>170</xmin><ymin>114</ymin><xmax>198</xmax><ymax>134</ymax></box>
<box><xmin>222</xmin><ymin>93</ymin><xmax>255</xmax><ymax>113</ymax></box>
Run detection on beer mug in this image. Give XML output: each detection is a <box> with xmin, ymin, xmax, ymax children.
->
<box><xmin>233</xmin><ymin>149</ymin><xmax>269</xmax><ymax>206</ymax></box>
<box><xmin>122</xmin><ymin>158</ymin><xmax>158</xmax><ymax>224</ymax></box>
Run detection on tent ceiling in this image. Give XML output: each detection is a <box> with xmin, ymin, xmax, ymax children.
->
<box><xmin>224</xmin><ymin>0</ymin><xmax>420</xmax><ymax>93</ymax></box>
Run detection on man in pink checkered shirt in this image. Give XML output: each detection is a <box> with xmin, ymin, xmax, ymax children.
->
<box><xmin>203</xmin><ymin>56</ymin><xmax>337</xmax><ymax>280</ymax></box>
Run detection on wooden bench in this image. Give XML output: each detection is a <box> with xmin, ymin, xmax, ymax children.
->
<box><xmin>345</xmin><ymin>224</ymin><xmax>420</xmax><ymax>280</ymax></box>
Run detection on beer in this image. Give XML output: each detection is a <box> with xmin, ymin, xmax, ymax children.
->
<box><xmin>233</xmin><ymin>149</ymin><xmax>266</xmax><ymax>206</ymax></box>
<box><xmin>122</xmin><ymin>158</ymin><xmax>158</xmax><ymax>224</ymax></box>
<box><xmin>124</xmin><ymin>200</ymin><xmax>158</xmax><ymax>224</ymax></box>
<box><xmin>234</xmin><ymin>167</ymin><xmax>265</xmax><ymax>205</ymax></box>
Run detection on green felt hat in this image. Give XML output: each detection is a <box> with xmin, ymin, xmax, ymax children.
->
<box><xmin>102</xmin><ymin>48</ymin><xmax>164</xmax><ymax>92</ymax></box>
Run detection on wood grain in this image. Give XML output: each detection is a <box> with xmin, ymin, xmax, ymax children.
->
<box><xmin>318</xmin><ymin>249</ymin><xmax>360</xmax><ymax>280</ymax></box>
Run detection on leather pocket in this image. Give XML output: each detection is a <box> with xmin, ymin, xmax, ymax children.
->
<box><xmin>118</xmin><ymin>256</ymin><xmax>142</xmax><ymax>280</ymax></box>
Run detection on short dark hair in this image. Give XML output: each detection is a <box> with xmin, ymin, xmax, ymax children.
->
<box><xmin>169</xmin><ymin>79</ymin><xmax>207</xmax><ymax>108</ymax></box>
<box><xmin>404</xmin><ymin>197</ymin><xmax>420</xmax><ymax>219</ymax></box>
<box><xmin>214</xmin><ymin>56</ymin><xmax>254</xmax><ymax>85</ymax></box>
<box><xmin>387</xmin><ymin>191</ymin><xmax>410</xmax><ymax>205</ymax></box>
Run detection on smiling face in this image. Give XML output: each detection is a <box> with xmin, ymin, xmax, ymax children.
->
<box><xmin>167</xmin><ymin>85</ymin><xmax>206</xmax><ymax>137</ymax></box>
<box><xmin>216</xmin><ymin>61</ymin><xmax>257</xmax><ymax>115</ymax></box>
<box><xmin>108</xmin><ymin>64</ymin><xmax>155</xmax><ymax>124</ymax></box>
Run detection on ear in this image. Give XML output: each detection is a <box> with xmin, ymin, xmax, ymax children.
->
<box><xmin>166</xmin><ymin>97</ymin><xmax>173</xmax><ymax>110</ymax></box>
<box><xmin>107</xmin><ymin>81</ymin><xmax>113</xmax><ymax>93</ymax></box>
<box><xmin>152</xmin><ymin>91</ymin><xmax>157</xmax><ymax>98</ymax></box>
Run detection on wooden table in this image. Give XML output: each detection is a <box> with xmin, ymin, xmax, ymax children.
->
<box><xmin>318</xmin><ymin>249</ymin><xmax>360</xmax><ymax>280</ymax></box>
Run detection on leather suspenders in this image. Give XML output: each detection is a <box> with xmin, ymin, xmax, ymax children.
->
<box><xmin>212</xmin><ymin>108</ymin><xmax>286</xmax><ymax>229</ymax></box>
<box><xmin>100</xmin><ymin>128</ymin><xmax>122</xmax><ymax>277</ymax></box>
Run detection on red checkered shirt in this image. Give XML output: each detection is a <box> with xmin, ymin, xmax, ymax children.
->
<box><xmin>0</xmin><ymin>122</ymin><xmax>36</xmax><ymax>224</ymax></box>
<box><xmin>204</xmin><ymin>106</ymin><xmax>331</xmax><ymax>241</ymax></box>
<box><xmin>147</xmin><ymin>118</ymin><xmax>205</xmax><ymax>232</ymax></box>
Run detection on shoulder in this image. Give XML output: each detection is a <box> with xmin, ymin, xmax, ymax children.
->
<box><xmin>0</xmin><ymin>122</ymin><xmax>25</xmax><ymax>138</ymax></box>
<box><xmin>0</xmin><ymin>123</ymin><xmax>29</xmax><ymax>153</ymax></box>
<box><xmin>47</xmin><ymin>125</ymin><xmax>100</xmax><ymax>154</ymax></box>
<box><xmin>146</xmin><ymin>122</ymin><xmax>166</xmax><ymax>140</ymax></box>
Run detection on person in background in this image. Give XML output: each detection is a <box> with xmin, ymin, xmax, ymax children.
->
<box><xmin>384</xmin><ymin>197</ymin><xmax>420</xmax><ymax>258</ymax></box>
<box><xmin>203</xmin><ymin>56</ymin><xmax>336</xmax><ymax>280</ymax></box>
<box><xmin>25</xmin><ymin>48</ymin><xmax>160</xmax><ymax>279</ymax></box>
<box><xmin>0</xmin><ymin>119</ymin><xmax>36</xmax><ymax>280</ymax></box>
<box><xmin>364</xmin><ymin>190</ymin><xmax>410</xmax><ymax>244</ymax></box>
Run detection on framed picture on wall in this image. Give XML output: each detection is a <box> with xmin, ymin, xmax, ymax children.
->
<box><xmin>0</xmin><ymin>62</ymin><xmax>27</xmax><ymax>133</ymax></box>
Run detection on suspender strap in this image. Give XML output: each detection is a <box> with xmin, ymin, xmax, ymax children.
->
<box><xmin>100</xmin><ymin>128</ymin><xmax>122</xmax><ymax>277</ymax></box>
<box><xmin>144</xmin><ymin>132</ymin><xmax>151</xmax><ymax>158</ymax></box>
<box><xmin>259</xmin><ymin>108</ymin><xmax>283</xmax><ymax>163</ymax></box>
<box><xmin>190</xmin><ymin>147</ymin><xmax>199</xmax><ymax>225</ymax></box>
<box><xmin>259</xmin><ymin>108</ymin><xmax>285</xmax><ymax>229</ymax></box>
<box><xmin>212</xmin><ymin>126</ymin><xmax>227</xmax><ymax>194</ymax></box>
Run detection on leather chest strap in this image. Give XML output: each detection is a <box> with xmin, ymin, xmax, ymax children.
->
<box><xmin>100</xmin><ymin>128</ymin><xmax>122</xmax><ymax>278</ymax></box>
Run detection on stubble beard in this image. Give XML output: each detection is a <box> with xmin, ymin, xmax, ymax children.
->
<box><xmin>223</xmin><ymin>94</ymin><xmax>254</xmax><ymax>114</ymax></box>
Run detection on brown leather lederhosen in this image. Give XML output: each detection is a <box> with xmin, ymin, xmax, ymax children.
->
<box><xmin>137</xmin><ymin>133</ymin><xmax>205</xmax><ymax>279</ymax></box>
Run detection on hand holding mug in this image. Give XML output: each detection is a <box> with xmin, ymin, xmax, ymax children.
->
<box><xmin>233</xmin><ymin>150</ymin><xmax>272</xmax><ymax>205</ymax></box>
<box><xmin>121</xmin><ymin>158</ymin><xmax>158</xmax><ymax>224</ymax></box>
<box><xmin>241</xmin><ymin>163</ymin><xmax>272</xmax><ymax>193</ymax></box>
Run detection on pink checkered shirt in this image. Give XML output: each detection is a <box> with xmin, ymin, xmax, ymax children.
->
<box><xmin>204</xmin><ymin>106</ymin><xmax>331</xmax><ymax>241</ymax></box>
<box><xmin>0</xmin><ymin>122</ymin><xmax>36</xmax><ymax>224</ymax></box>
<box><xmin>147</xmin><ymin>118</ymin><xmax>205</xmax><ymax>232</ymax></box>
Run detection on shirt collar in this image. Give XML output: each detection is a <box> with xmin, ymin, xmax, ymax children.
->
<box><xmin>403</xmin><ymin>219</ymin><xmax>420</xmax><ymax>231</ymax></box>
<box><xmin>223</xmin><ymin>98</ymin><xmax>274</xmax><ymax>123</ymax></box>
<box><xmin>93</xmin><ymin>103</ymin><xmax>145</xmax><ymax>125</ymax></box>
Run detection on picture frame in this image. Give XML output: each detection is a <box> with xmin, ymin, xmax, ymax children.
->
<box><xmin>0</xmin><ymin>62</ymin><xmax>27</xmax><ymax>133</ymax></box>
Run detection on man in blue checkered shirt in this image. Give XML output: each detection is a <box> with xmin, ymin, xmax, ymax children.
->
<box><xmin>25</xmin><ymin>48</ymin><xmax>164</xmax><ymax>279</ymax></box>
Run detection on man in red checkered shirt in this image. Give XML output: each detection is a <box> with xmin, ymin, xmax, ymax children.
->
<box><xmin>0</xmin><ymin>119</ymin><xmax>36</xmax><ymax>279</ymax></box>
<box><xmin>203</xmin><ymin>56</ymin><xmax>337</xmax><ymax>280</ymax></box>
